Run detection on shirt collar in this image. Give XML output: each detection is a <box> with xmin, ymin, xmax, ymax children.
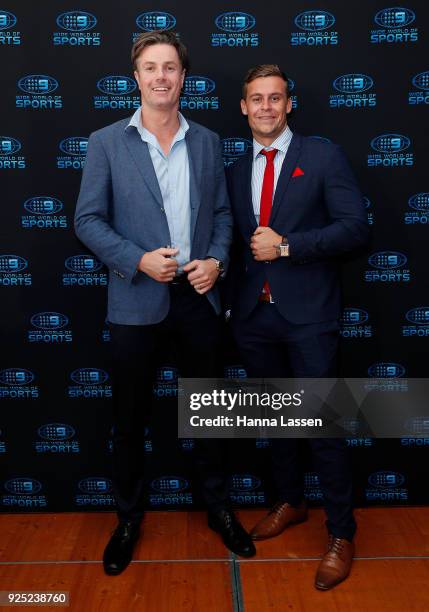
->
<box><xmin>252</xmin><ymin>125</ymin><xmax>293</xmax><ymax>160</ymax></box>
<box><xmin>126</xmin><ymin>106</ymin><xmax>189</xmax><ymax>147</ymax></box>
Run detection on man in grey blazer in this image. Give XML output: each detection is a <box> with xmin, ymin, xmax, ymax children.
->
<box><xmin>75</xmin><ymin>31</ymin><xmax>255</xmax><ymax>575</ymax></box>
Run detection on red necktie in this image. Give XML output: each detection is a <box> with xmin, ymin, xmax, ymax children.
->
<box><xmin>259</xmin><ymin>149</ymin><xmax>277</xmax><ymax>296</ymax></box>
<box><xmin>259</xmin><ymin>149</ymin><xmax>278</xmax><ymax>226</ymax></box>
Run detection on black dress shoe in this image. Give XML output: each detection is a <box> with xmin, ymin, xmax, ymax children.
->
<box><xmin>208</xmin><ymin>509</ymin><xmax>256</xmax><ymax>558</ymax></box>
<box><xmin>103</xmin><ymin>520</ymin><xmax>140</xmax><ymax>575</ymax></box>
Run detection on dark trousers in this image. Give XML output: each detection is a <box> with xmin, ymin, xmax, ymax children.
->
<box><xmin>232</xmin><ymin>302</ymin><xmax>356</xmax><ymax>541</ymax></box>
<box><xmin>109</xmin><ymin>281</ymin><xmax>229</xmax><ymax>523</ymax></box>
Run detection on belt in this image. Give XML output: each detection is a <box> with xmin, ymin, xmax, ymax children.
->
<box><xmin>258</xmin><ymin>292</ymin><xmax>275</xmax><ymax>304</ymax></box>
<box><xmin>169</xmin><ymin>273</ymin><xmax>189</xmax><ymax>286</ymax></box>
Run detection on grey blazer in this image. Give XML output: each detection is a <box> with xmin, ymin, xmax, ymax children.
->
<box><xmin>74</xmin><ymin>117</ymin><xmax>232</xmax><ymax>325</ymax></box>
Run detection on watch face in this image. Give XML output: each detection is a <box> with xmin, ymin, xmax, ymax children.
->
<box><xmin>280</xmin><ymin>245</ymin><xmax>289</xmax><ymax>257</ymax></box>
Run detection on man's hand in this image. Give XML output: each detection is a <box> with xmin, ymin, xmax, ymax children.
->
<box><xmin>183</xmin><ymin>258</ymin><xmax>219</xmax><ymax>294</ymax></box>
<box><xmin>138</xmin><ymin>247</ymin><xmax>179</xmax><ymax>282</ymax></box>
<box><xmin>250</xmin><ymin>226</ymin><xmax>282</xmax><ymax>261</ymax></box>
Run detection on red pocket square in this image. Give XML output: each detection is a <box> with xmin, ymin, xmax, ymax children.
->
<box><xmin>292</xmin><ymin>167</ymin><xmax>304</xmax><ymax>177</ymax></box>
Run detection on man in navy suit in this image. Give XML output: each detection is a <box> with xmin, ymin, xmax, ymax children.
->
<box><xmin>226</xmin><ymin>64</ymin><xmax>369</xmax><ymax>590</ymax></box>
<box><xmin>75</xmin><ymin>31</ymin><xmax>255</xmax><ymax>575</ymax></box>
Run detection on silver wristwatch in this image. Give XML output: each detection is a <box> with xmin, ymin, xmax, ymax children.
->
<box><xmin>276</xmin><ymin>236</ymin><xmax>290</xmax><ymax>257</ymax></box>
<box><xmin>209</xmin><ymin>258</ymin><xmax>224</xmax><ymax>273</ymax></box>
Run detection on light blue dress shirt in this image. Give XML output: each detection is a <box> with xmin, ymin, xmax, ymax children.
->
<box><xmin>127</xmin><ymin>106</ymin><xmax>191</xmax><ymax>268</ymax></box>
<box><xmin>251</xmin><ymin>125</ymin><xmax>293</xmax><ymax>224</ymax></box>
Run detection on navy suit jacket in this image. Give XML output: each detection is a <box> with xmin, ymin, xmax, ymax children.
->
<box><xmin>226</xmin><ymin>133</ymin><xmax>369</xmax><ymax>324</ymax></box>
<box><xmin>75</xmin><ymin>117</ymin><xmax>232</xmax><ymax>325</ymax></box>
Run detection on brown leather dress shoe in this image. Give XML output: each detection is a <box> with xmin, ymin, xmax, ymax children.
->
<box><xmin>250</xmin><ymin>501</ymin><xmax>308</xmax><ymax>540</ymax></box>
<box><xmin>315</xmin><ymin>534</ymin><xmax>355</xmax><ymax>590</ymax></box>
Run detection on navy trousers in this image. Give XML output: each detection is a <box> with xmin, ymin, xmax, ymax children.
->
<box><xmin>232</xmin><ymin>302</ymin><xmax>356</xmax><ymax>541</ymax></box>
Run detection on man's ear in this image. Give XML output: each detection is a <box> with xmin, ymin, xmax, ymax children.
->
<box><xmin>240</xmin><ymin>99</ymin><xmax>248</xmax><ymax>116</ymax></box>
<box><xmin>134</xmin><ymin>70</ymin><xmax>140</xmax><ymax>89</ymax></box>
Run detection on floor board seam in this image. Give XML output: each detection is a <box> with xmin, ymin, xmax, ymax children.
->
<box><xmin>237</xmin><ymin>555</ymin><xmax>429</xmax><ymax>562</ymax></box>
<box><xmin>230</xmin><ymin>554</ymin><xmax>245</xmax><ymax>612</ymax></box>
<box><xmin>1</xmin><ymin>555</ymin><xmax>429</xmax><ymax>566</ymax></box>
<box><xmin>0</xmin><ymin>559</ymin><xmax>229</xmax><ymax>566</ymax></box>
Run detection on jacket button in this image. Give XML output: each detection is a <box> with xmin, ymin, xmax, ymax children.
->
<box><xmin>160</xmin><ymin>207</ymin><xmax>165</xmax><ymax>213</ymax></box>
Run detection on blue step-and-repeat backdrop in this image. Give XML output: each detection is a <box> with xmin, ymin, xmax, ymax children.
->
<box><xmin>1</xmin><ymin>2</ymin><xmax>428</xmax><ymax>511</ymax></box>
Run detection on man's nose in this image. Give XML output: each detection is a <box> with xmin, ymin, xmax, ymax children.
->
<box><xmin>154</xmin><ymin>67</ymin><xmax>168</xmax><ymax>79</ymax></box>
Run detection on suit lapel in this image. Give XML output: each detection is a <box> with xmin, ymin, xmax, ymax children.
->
<box><xmin>269</xmin><ymin>133</ymin><xmax>302</xmax><ymax>225</ymax></box>
<box><xmin>241</xmin><ymin>152</ymin><xmax>257</xmax><ymax>231</ymax></box>
<box><xmin>122</xmin><ymin>128</ymin><xmax>163</xmax><ymax>207</ymax></box>
<box><xmin>186</xmin><ymin>123</ymin><xmax>202</xmax><ymax>243</ymax></box>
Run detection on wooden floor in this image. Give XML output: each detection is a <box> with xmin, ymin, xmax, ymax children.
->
<box><xmin>1</xmin><ymin>508</ymin><xmax>429</xmax><ymax>611</ymax></box>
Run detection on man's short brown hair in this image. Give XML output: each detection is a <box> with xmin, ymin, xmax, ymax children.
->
<box><xmin>242</xmin><ymin>64</ymin><xmax>289</xmax><ymax>99</ymax></box>
<box><xmin>131</xmin><ymin>30</ymin><xmax>189</xmax><ymax>73</ymax></box>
